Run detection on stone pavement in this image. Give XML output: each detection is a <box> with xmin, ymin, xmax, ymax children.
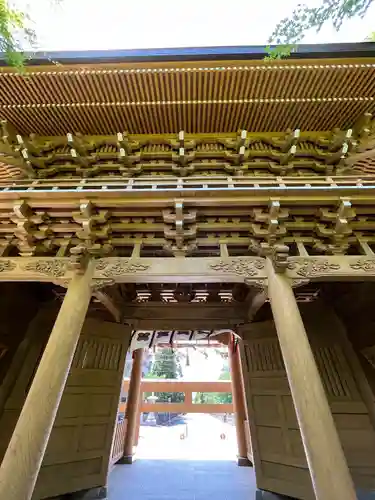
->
<box><xmin>108</xmin><ymin>459</ymin><xmax>256</xmax><ymax>500</ymax></box>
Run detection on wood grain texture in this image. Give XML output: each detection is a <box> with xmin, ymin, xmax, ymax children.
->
<box><xmin>0</xmin><ymin>262</ymin><xmax>94</xmax><ymax>500</ymax></box>
<box><xmin>266</xmin><ymin>258</ymin><xmax>356</xmax><ymax>500</ymax></box>
<box><xmin>240</xmin><ymin>322</ymin><xmax>313</xmax><ymax>500</ymax></box>
<box><xmin>0</xmin><ymin>58</ymin><xmax>374</xmax><ymax>135</ymax></box>
<box><xmin>229</xmin><ymin>340</ymin><xmax>250</xmax><ymax>463</ymax></box>
<box><xmin>33</xmin><ymin>319</ymin><xmax>131</xmax><ymax>499</ymax></box>
<box><xmin>123</xmin><ymin>348</ymin><xmax>144</xmax><ymax>461</ymax></box>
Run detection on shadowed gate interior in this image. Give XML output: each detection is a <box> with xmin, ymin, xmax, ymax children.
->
<box><xmin>1</xmin><ymin>281</ymin><xmax>375</xmax><ymax>499</ymax></box>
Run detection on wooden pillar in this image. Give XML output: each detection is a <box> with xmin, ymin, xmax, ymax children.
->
<box><xmin>266</xmin><ymin>258</ymin><xmax>357</xmax><ymax>500</ymax></box>
<box><xmin>0</xmin><ymin>261</ymin><xmax>94</xmax><ymax>500</ymax></box>
<box><xmin>121</xmin><ymin>348</ymin><xmax>143</xmax><ymax>464</ymax></box>
<box><xmin>228</xmin><ymin>338</ymin><xmax>251</xmax><ymax>466</ymax></box>
<box><xmin>134</xmin><ymin>397</ymin><xmax>142</xmax><ymax>447</ymax></box>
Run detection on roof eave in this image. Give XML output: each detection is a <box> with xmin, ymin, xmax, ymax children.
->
<box><xmin>1</xmin><ymin>42</ymin><xmax>375</xmax><ymax>66</ymax></box>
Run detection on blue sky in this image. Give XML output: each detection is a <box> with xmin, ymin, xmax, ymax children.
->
<box><xmin>13</xmin><ymin>0</ymin><xmax>375</xmax><ymax>51</ymax></box>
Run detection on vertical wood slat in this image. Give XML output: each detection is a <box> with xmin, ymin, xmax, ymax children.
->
<box><xmin>70</xmin><ymin>338</ymin><xmax>122</xmax><ymax>371</ymax></box>
<box><xmin>111</xmin><ymin>418</ymin><xmax>127</xmax><ymax>465</ymax></box>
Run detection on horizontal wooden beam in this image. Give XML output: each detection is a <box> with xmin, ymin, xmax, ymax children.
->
<box><xmin>123</xmin><ymin>379</ymin><xmax>232</xmax><ymax>393</ymax></box>
<box><xmin>286</xmin><ymin>255</ymin><xmax>375</xmax><ymax>281</ymax></box>
<box><xmin>0</xmin><ymin>180</ymin><xmax>375</xmax><ymax>204</ymax></box>
<box><xmin>119</xmin><ymin>402</ymin><xmax>233</xmax><ymax>414</ymax></box>
<box><xmin>120</xmin><ymin>379</ymin><xmax>233</xmax><ymax>414</ymax></box>
<box><xmin>0</xmin><ymin>255</ymin><xmax>374</xmax><ymax>285</ymax></box>
<box><xmin>144</xmin><ymin>402</ymin><xmax>233</xmax><ymax>413</ymax></box>
<box><xmin>0</xmin><ymin>256</ymin><xmax>266</xmax><ymax>284</ymax></box>
<box><xmin>123</xmin><ymin>303</ymin><xmax>245</xmax><ymax>320</ymax></box>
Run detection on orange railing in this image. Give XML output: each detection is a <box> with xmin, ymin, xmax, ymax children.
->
<box><xmin>111</xmin><ymin>418</ymin><xmax>127</xmax><ymax>465</ymax></box>
<box><xmin>111</xmin><ymin>379</ymin><xmax>233</xmax><ymax>463</ymax></box>
<box><xmin>119</xmin><ymin>379</ymin><xmax>233</xmax><ymax>414</ymax></box>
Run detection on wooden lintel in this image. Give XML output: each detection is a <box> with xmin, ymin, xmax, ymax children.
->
<box><xmin>0</xmin><ymin>256</ymin><xmax>267</xmax><ymax>284</ymax></box>
<box><xmin>123</xmin><ymin>303</ymin><xmax>245</xmax><ymax>321</ymax></box>
<box><xmin>120</xmin><ymin>401</ymin><xmax>234</xmax><ymax>415</ymax></box>
<box><xmin>122</xmin><ymin>303</ymin><xmax>246</xmax><ymax>330</ymax></box>
<box><xmin>0</xmin><ymin>255</ymin><xmax>374</xmax><ymax>284</ymax></box>
<box><xmin>286</xmin><ymin>255</ymin><xmax>375</xmax><ymax>281</ymax></box>
<box><xmin>128</xmin><ymin>319</ymin><xmax>239</xmax><ymax>331</ymax></box>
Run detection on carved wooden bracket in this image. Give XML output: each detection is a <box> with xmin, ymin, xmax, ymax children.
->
<box><xmin>260</xmin><ymin>243</ymin><xmax>290</xmax><ymax>273</ymax></box>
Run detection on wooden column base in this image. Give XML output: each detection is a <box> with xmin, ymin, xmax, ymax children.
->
<box><xmin>52</xmin><ymin>486</ymin><xmax>107</xmax><ymax>499</ymax></box>
<box><xmin>255</xmin><ymin>490</ymin><xmax>296</xmax><ymax>499</ymax></box>
<box><xmin>236</xmin><ymin>455</ymin><xmax>252</xmax><ymax>467</ymax></box>
<box><xmin>116</xmin><ymin>454</ymin><xmax>136</xmax><ymax>465</ymax></box>
<box><xmin>357</xmin><ymin>491</ymin><xmax>375</xmax><ymax>500</ymax></box>
<box><xmin>255</xmin><ymin>488</ymin><xmax>375</xmax><ymax>499</ymax></box>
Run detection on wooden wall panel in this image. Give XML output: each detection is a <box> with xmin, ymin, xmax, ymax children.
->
<box><xmin>0</xmin><ymin>305</ymin><xmax>56</xmax><ymax>462</ymax></box>
<box><xmin>327</xmin><ymin>283</ymin><xmax>375</xmax><ymax>409</ymax></box>
<box><xmin>0</xmin><ymin>283</ymin><xmax>42</xmax><ymax>385</ymax></box>
<box><xmin>241</xmin><ymin>299</ymin><xmax>375</xmax><ymax>499</ymax></box>
<box><xmin>32</xmin><ymin>318</ymin><xmax>131</xmax><ymax>500</ymax></box>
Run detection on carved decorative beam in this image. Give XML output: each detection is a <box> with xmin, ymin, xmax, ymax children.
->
<box><xmin>0</xmin><ymin>255</ymin><xmax>373</xmax><ymax>284</ymax></box>
<box><xmin>286</xmin><ymin>256</ymin><xmax>375</xmax><ymax>280</ymax></box>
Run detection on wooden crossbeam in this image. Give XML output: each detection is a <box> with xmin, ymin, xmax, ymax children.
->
<box><xmin>0</xmin><ymin>255</ymin><xmax>373</xmax><ymax>285</ymax></box>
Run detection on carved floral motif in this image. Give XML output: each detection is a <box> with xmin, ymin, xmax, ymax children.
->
<box><xmin>91</xmin><ymin>278</ymin><xmax>116</xmax><ymax>291</ymax></box>
<box><xmin>24</xmin><ymin>260</ymin><xmax>68</xmax><ymax>278</ymax></box>
<box><xmin>210</xmin><ymin>259</ymin><xmax>265</xmax><ymax>277</ymax></box>
<box><xmin>52</xmin><ymin>278</ymin><xmax>115</xmax><ymax>290</ymax></box>
<box><xmin>291</xmin><ymin>279</ymin><xmax>310</xmax><ymax>288</ymax></box>
<box><xmin>288</xmin><ymin>259</ymin><xmax>340</xmax><ymax>277</ymax></box>
<box><xmin>96</xmin><ymin>259</ymin><xmax>150</xmax><ymax>277</ymax></box>
<box><xmin>0</xmin><ymin>260</ymin><xmax>16</xmax><ymax>273</ymax></box>
<box><xmin>349</xmin><ymin>259</ymin><xmax>375</xmax><ymax>272</ymax></box>
<box><xmin>248</xmin><ymin>279</ymin><xmax>267</xmax><ymax>290</ymax></box>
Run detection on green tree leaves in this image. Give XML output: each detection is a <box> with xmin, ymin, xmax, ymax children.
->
<box><xmin>0</xmin><ymin>0</ymin><xmax>33</xmax><ymax>69</ymax></box>
<box><xmin>147</xmin><ymin>348</ymin><xmax>184</xmax><ymax>403</ymax></box>
<box><xmin>267</xmin><ymin>0</ymin><xmax>374</xmax><ymax>59</ymax></box>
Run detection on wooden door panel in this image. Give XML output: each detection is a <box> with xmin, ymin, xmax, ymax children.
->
<box><xmin>33</xmin><ymin>318</ymin><xmax>131</xmax><ymax>500</ymax></box>
<box><xmin>240</xmin><ymin>321</ymin><xmax>313</xmax><ymax>500</ymax></box>
<box><xmin>241</xmin><ymin>300</ymin><xmax>375</xmax><ymax>499</ymax></box>
<box><xmin>303</xmin><ymin>301</ymin><xmax>375</xmax><ymax>488</ymax></box>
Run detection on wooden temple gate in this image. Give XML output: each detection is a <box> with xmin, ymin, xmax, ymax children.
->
<box><xmin>0</xmin><ymin>46</ymin><xmax>374</xmax><ymax>499</ymax></box>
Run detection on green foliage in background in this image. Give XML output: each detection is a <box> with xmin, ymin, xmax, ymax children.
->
<box><xmin>194</xmin><ymin>365</ymin><xmax>232</xmax><ymax>405</ymax></box>
<box><xmin>0</xmin><ymin>0</ymin><xmax>31</xmax><ymax>69</ymax></box>
<box><xmin>267</xmin><ymin>0</ymin><xmax>374</xmax><ymax>59</ymax></box>
<box><xmin>145</xmin><ymin>348</ymin><xmax>184</xmax><ymax>403</ymax></box>
<box><xmin>1</xmin><ymin>0</ymin><xmax>374</xmax><ymax>67</ymax></box>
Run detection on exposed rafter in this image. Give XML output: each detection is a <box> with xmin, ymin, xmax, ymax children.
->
<box><xmin>1</xmin><ymin>58</ymin><xmax>375</xmax><ymax>135</ymax></box>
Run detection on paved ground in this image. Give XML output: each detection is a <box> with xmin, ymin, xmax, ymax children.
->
<box><xmin>137</xmin><ymin>413</ymin><xmax>238</xmax><ymax>460</ymax></box>
<box><xmin>109</xmin><ymin>460</ymin><xmax>256</xmax><ymax>500</ymax></box>
<box><xmin>108</xmin><ymin>413</ymin><xmax>256</xmax><ymax>499</ymax></box>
